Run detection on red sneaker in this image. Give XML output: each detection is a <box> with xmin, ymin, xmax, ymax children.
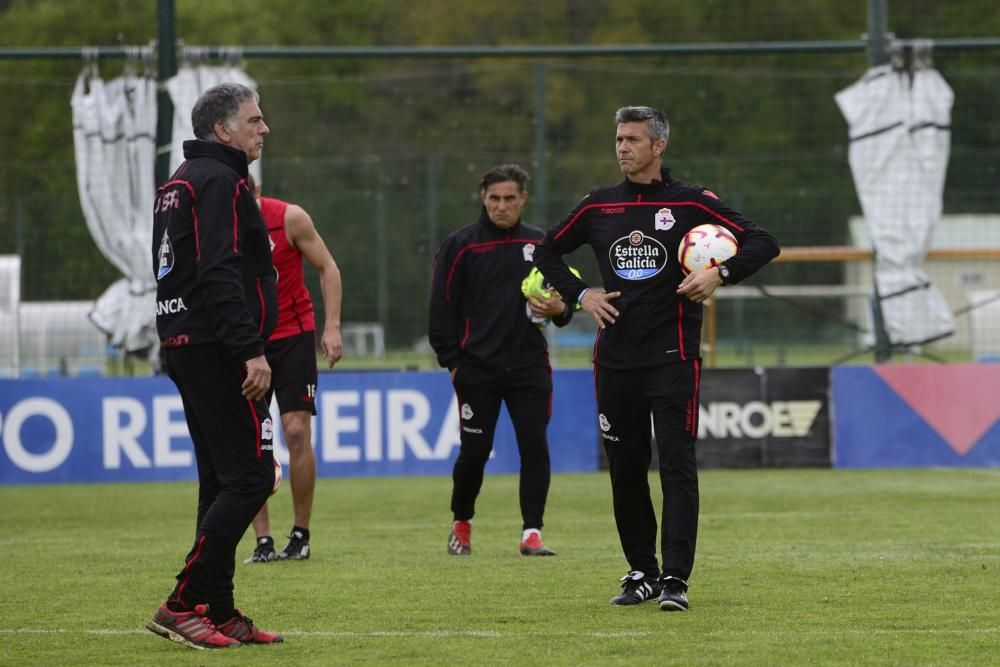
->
<box><xmin>146</xmin><ymin>603</ymin><xmax>240</xmax><ymax>649</ymax></box>
<box><xmin>217</xmin><ymin>610</ymin><xmax>284</xmax><ymax>644</ymax></box>
<box><xmin>520</xmin><ymin>531</ymin><xmax>556</xmax><ymax>556</ymax></box>
<box><xmin>447</xmin><ymin>520</ymin><xmax>471</xmax><ymax>555</ymax></box>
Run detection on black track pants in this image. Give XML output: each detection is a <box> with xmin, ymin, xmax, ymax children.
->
<box><xmin>163</xmin><ymin>344</ymin><xmax>275</xmax><ymax>617</ymax></box>
<box><xmin>596</xmin><ymin>360</ymin><xmax>700</xmax><ymax>581</ymax></box>
<box><xmin>450</xmin><ymin>363</ymin><xmax>552</xmax><ymax>530</ymax></box>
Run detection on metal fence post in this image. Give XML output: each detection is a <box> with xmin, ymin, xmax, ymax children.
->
<box><xmin>867</xmin><ymin>0</ymin><xmax>893</xmax><ymax>362</ymax></box>
<box><xmin>866</xmin><ymin>0</ymin><xmax>890</xmax><ymax>66</ymax></box>
<box><xmin>375</xmin><ymin>188</ymin><xmax>388</xmax><ymax>329</ymax></box>
<box><xmin>531</xmin><ymin>61</ymin><xmax>548</xmax><ymax>228</ymax></box>
<box><xmin>426</xmin><ymin>153</ymin><xmax>439</xmax><ymax>286</ymax></box>
<box><xmin>155</xmin><ymin>0</ymin><xmax>176</xmax><ymax>186</ymax></box>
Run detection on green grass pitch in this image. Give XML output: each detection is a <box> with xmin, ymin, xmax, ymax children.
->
<box><xmin>2</xmin><ymin>468</ymin><xmax>999</xmax><ymax>665</ymax></box>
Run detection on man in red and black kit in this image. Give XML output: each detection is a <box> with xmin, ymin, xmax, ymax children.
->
<box><xmin>534</xmin><ymin>106</ymin><xmax>780</xmax><ymax>611</ymax></box>
<box><xmin>429</xmin><ymin>164</ymin><xmax>573</xmax><ymax>557</ymax></box>
<box><xmin>243</xmin><ymin>176</ymin><xmax>344</xmax><ymax>564</ymax></box>
<box><xmin>147</xmin><ymin>83</ymin><xmax>283</xmax><ymax>649</ymax></box>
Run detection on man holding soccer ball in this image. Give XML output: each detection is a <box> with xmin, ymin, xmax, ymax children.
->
<box><xmin>429</xmin><ymin>163</ymin><xmax>574</xmax><ymax>557</ymax></box>
<box><xmin>534</xmin><ymin>106</ymin><xmax>779</xmax><ymax>610</ymax></box>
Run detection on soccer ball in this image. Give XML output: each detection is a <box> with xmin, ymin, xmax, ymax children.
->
<box><xmin>677</xmin><ymin>224</ymin><xmax>738</xmax><ymax>275</ymax></box>
<box><xmin>272</xmin><ymin>457</ymin><xmax>283</xmax><ymax>495</ymax></box>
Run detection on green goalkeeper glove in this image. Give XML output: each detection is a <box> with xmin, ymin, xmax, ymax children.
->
<box><xmin>520</xmin><ymin>265</ymin><xmax>582</xmax><ymax>310</ymax></box>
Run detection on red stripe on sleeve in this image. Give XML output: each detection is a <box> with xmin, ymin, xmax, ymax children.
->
<box><xmin>232</xmin><ymin>179</ymin><xmax>245</xmax><ymax>253</ymax></box>
<box><xmin>460</xmin><ymin>318</ymin><xmax>470</xmax><ymax>350</ymax></box>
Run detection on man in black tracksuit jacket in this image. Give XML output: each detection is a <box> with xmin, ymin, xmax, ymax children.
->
<box><xmin>147</xmin><ymin>83</ymin><xmax>283</xmax><ymax>648</ymax></box>
<box><xmin>429</xmin><ymin>164</ymin><xmax>573</xmax><ymax>558</ymax></box>
<box><xmin>534</xmin><ymin>106</ymin><xmax>780</xmax><ymax>611</ymax></box>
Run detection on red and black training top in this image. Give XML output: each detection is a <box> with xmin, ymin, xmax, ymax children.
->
<box><xmin>428</xmin><ymin>209</ymin><xmax>573</xmax><ymax>372</ymax></box>
<box><xmin>152</xmin><ymin>140</ymin><xmax>277</xmax><ymax>362</ymax></box>
<box><xmin>533</xmin><ymin>168</ymin><xmax>780</xmax><ymax>370</ymax></box>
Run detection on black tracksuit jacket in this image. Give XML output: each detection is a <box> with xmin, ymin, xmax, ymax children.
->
<box><xmin>533</xmin><ymin>168</ymin><xmax>780</xmax><ymax>369</ymax></box>
<box><xmin>153</xmin><ymin>141</ymin><xmax>277</xmax><ymax>361</ymax></box>
<box><xmin>429</xmin><ymin>209</ymin><xmax>572</xmax><ymax>371</ymax></box>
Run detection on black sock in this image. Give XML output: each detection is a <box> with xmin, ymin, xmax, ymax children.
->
<box><xmin>292</xmin><ymin>526</ymin><xmax>310</xmax><ymax>541</ymax></box>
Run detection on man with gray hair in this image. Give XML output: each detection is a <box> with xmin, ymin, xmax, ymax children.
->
<box><xmin>147</xmin><ymin>83</ymin><xmax>283</xmax><ymax>648</ymax></box>
<box><xmin>534</xmin><ymin>105</ymin><xmax>779</xmax><ymax>611</ymax></box>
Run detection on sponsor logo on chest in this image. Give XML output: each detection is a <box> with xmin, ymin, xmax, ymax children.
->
<box><xmin>608</xmin><ymin>230</ymin><xmax>668</xmax><ymax>280</ymax></box>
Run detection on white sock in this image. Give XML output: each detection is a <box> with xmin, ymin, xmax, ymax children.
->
<box><xmin>522</xmin><ymin>528</ymin><xmax>541</xmax><ymax>541</ymax></box>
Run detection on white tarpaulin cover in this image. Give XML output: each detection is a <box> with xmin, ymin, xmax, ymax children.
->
<box><xmin>166</xmin><ymin>64</ymin><xmax>261</xmax><ymax>184</ymax></box>
<box><xmin>71</xmin><ymin>63</ymin><xmax>259</xmax><ymax>358</ymax></box>
<box><xmin>71</xmin><ymin>65</ymin><xmax>158</xmax><ymax>354</ymax></box>
<box><xmin>835</xmin><ymin>57</ymin><xmax>955</xmax><ymax>347</ymax></box>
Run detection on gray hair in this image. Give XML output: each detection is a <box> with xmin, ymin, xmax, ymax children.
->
<box><xmin>615</xmin><ymin>106</ymin><xmax>670</xmax><ymax>144</ymax></box>
<box><xmin>191</xmin><ymin>83</ymin><xmax>259</xmax><ymax>141</ymax></box>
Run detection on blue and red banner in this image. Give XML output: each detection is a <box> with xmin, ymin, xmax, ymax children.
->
<box><xmin>6</xmin><ymin>364</ymin><xmax>1000</xmax><ymax>483</ymax></box>
<box><xmin>832</xmin><ymin>365</ymin><xmax>1000</xmax><ymax>467</ymax></box>
<box><xmin>0</xmin><ymin>370</ymin><xmax>598</xmax><ymax>485</ymax></box>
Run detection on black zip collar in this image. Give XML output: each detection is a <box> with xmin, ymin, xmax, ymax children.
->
<box><xmin>623</xmin><ymin>167</ymin><xmax>674</xmax><ymax>196</ymax></box>
<box><xmin>182</xmin><ymin>140</ymin><xmax>250</xmax><ymax>178</ymax></box>
<box><xmin>477</xmin><ymin>206</ymin><xmax>523</xmax><ymax>235</ymax></box>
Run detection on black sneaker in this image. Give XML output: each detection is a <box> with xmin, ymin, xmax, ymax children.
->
<box><xmin>278</xmin><ymin>530</ymin><xmax>310</xmax><ymax>560</ymax></box>
<box><xmin>243</xmin><ymin>537</ymin><xmax>277</xmax><ymax>564</ymax></box>
<box><xmin>658</xmin><ymin>576</ymin><xmax>689</xmax><ymax>611</ymax></box>
<box><xmin>610</xmin><ymin>571</ymin><xmax>662</xmax><ymax>606</ymax></box>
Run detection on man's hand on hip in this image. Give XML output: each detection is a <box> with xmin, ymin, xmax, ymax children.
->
<box><xmin>581</xmin><ymin>288</ymin><xmax>622</xmax><ymax>329</ymax></box>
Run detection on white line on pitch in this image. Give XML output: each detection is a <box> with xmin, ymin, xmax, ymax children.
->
<box><xmin>3</xmin><ymin>627</ymin><xmax>999</xmax><ymax>638</ymax></box>
<box><xmin>0</xmin><ymin>628</ymin><xmax>652</xmax><ymax>638</ymax></box>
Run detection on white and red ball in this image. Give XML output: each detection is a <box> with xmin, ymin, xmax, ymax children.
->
<box><xmin>272</xmin><ymin>457</ymin><xmax>283</xmax><ymax>495</ymax></box>
<box><xmin>677</xmin><ymin>223</ymin><xmax>738</xmax><ymax>275</ymax></box>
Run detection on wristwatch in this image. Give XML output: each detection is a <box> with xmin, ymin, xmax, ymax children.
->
<box><xmin>717</xmin><ymin>264</ymin><xmax>731</xmax><ymax>286</ymax></box>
